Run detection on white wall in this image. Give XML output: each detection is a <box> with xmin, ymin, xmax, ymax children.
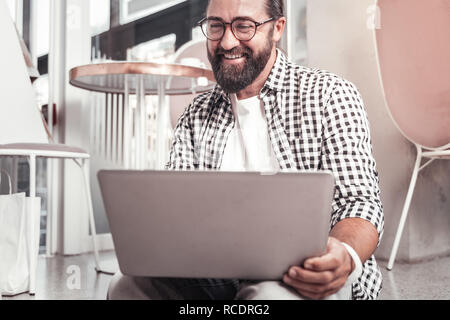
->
<box><xmin>306</xmin><ymin>0</ymin><xmax>450</xmax><ymax>261</ymax></box>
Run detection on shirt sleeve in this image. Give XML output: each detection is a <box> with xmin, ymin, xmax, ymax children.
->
<box><xmin>166</xmin><ymin>104</ymin><xmax>198</xmax><ymax>170</ymax></box>
<box><xmin>320</xmin><ymin>79</ymin><xmax>384</xmax><ymax>244</ymax></box>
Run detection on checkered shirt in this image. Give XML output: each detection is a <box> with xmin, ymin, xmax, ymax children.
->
<box><xmin>166</xmin><ymin>50</ymin><xmax>384</xmax><ymax>300</ymax></box>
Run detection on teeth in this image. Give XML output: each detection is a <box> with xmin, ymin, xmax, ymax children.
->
<box><xmin>224</xmin><ymin>54</ymin><xmax>244</xmax><ymax>59</ymax></box>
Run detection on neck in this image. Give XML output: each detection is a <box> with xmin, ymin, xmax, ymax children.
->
<box><xmin>236</xmin><ymin>48</ymin><xmax>277</xmax><ymax>100</ymax></box>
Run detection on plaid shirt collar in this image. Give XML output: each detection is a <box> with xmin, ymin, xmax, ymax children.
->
<box><xmin>211</xmin><ymin>48</ymin><xmax>288</xmax><ymax>104</ymax></box>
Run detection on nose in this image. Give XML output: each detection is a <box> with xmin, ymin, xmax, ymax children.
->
<box><xmin>219</xmin><ymin>25</ymin><xmax>240</xmax><ymax>50</ymax></box>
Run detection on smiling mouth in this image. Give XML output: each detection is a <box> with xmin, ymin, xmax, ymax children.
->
<box><xmin>222</xmin><ymin>53</ymin><xmax>246</xmax><ymax>60</ymax></box>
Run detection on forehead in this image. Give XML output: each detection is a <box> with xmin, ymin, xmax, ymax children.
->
<box><xmin>207</xmin><ymin>0</ymin><xmax>267</xmax><ymax>20</ymax></box>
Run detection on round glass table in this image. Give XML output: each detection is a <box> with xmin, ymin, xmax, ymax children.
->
<box><xmin>69</xmin><ymin>61</ymin><xmax>216</xmax><ymax>169</ymax></box>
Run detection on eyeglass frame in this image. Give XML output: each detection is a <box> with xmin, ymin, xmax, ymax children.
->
<box><xmin>197</xmin><ymin>16</ymin><xmax>276</xmax><ymax>41</ymax></box>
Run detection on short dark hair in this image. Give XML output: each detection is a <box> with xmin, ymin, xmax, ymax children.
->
<box><xmin>264</xmin><ymin>0</ymin><xmax>285</xmax><ymax>19</ymax></box>
<box><xmin>207</xmin><ymin>0</ymin><xmax>285</xmax><ymax>19</ymax></box>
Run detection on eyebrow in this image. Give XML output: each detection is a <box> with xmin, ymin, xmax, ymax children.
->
<box><xmin>206</xmin><ymin>15</ymin><xmax>257</xmax><ymax>21</ymax></box>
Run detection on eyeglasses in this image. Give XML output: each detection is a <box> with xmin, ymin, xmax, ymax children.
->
<box><xmin>198</xmin><ymin>17</ymin><xmax>275</xmax><ymax>41</ymax></box>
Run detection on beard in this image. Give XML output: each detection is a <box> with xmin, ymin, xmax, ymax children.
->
<box><xmin>207</xmin><ymin>35</ymin><xmax>274</xmax><ymax>94</ymax></box>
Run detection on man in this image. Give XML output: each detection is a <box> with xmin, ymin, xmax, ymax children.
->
<box><xmin>108</xmin><ymin>0</ymin><xmax>384</xmax><ymax>300</ymax></box>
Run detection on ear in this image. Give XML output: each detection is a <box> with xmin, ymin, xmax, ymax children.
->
<box><xmin>272</xmin><ymin>17</ymin><xmax>286</xmax><ymax>43</ymax></box>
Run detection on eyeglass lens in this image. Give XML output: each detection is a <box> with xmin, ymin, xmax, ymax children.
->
<box><xmin>202</xmin><ymin>19</ymin><xmax>256</xmax><ymax>41</ymax></box>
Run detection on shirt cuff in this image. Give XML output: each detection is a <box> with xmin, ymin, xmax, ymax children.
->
<box><xmin>341</xmin><ymin>242</ymin><xmax>363</xmax><ymax>285</ymax></box>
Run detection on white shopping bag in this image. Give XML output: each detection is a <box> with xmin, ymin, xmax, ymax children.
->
<box><xmin>0</xmin><ymin>170</ymin><xmax>41</xmax><ymax>296</ymax></box>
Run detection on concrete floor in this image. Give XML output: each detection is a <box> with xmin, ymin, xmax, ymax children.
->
<box><xmin>1</xmin><ymin>251</ymin><xmax>118</xmax><ymax>300</ymax></box>
<box><xmin>378</xmin><ymin>256</ymin><xmax>450</xmax><ymax>300</ymax></box>
<box><xmin>2</xmin><ymin>251</ymin><xmax>450</xmax><ymax>300</ymax></box>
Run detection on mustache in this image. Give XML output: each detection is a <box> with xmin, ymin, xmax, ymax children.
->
<box><xmin>214</xmin><ymin>46</ymin><xmax>252</xmax><ymax>57</ymax></box>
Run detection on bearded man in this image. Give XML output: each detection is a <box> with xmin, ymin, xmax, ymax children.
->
<box><xmin>108</xmin><ymin>0</ymin><xmax>384</xmax><ymax>300</ymax></box>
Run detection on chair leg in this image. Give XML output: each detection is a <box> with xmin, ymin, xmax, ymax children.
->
<box><xmin>11</xmin><ymin>157</ymin><xmax>18</xmax><ymax>193</ymax></box>
<box><xmin>79</xmin><ymin>159</ymin><xmax>101</xmax><ymax>271</ymax></box>
<box><xmin>45</xmin><ymin>159</ymin><xmax>54</xmax><ymax>257</ymax></box>
<box><xmin>78</xmin><ymin>159</ymin><xmax>115</xmax><ymax>275</ymax></box>
<box><xmin>28</xmin><ymin>154</ymin><xmax>37</xmax><ymax>295</ymax></box>
<box><xmin>387</xmin><ymin>147</ymin><xmax>422</xmax><ymax>270</ymax></box>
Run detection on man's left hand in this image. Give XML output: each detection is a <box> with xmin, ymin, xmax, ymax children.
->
<box><xmin>282</xmin><ymin>237</ymin><xmax>354</xmax><ymax>300</ymax></box>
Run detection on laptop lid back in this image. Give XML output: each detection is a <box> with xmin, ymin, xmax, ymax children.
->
<box><xmin>98</xmin><ymin>170</ymin><xmax>334</xmax><ymax>280</ymax></box>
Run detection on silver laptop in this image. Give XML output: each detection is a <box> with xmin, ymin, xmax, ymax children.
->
<box><xmin>97</xmin><ymin>170</ymin><xmax>335</xmax><ymax>280</ymax></box>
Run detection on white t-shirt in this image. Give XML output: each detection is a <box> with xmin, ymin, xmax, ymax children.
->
<box><xmin>221</xmin><ymin>94</ymin><xmax>279</xmax><ymax>172</ymax></box>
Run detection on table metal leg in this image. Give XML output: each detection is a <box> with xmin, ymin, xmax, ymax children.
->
<box><xmin>156</xmin><ymin>77</ymin><xmax>167</xmax><ymax>169</ymax></box>
<box><xmin>134</xmin><ymin>76</ymin><xmax>140</xmax><ymax>170</ymax></box>
<box><xmin>123</xmin><ymin>75</ymin><xmax>130</xmax><ymax>169</ymax></box>
<box><xmin>138</xmin><ymin>74</ymin><xmax>146</xmax><ymax>169</ymax></box>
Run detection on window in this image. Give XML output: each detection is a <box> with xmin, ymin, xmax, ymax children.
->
<box><xmin>120</xmin><ymin>0</ymin><xmax>187</xmax><ymax>25</ymax></box>
<box><xmin>91</xmin><ymin>0</ymin><xmax>208</xmax><ymax>61</ymax></box>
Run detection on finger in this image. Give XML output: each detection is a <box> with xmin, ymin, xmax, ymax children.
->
<box><xmin>283</xmin><ymin>273</ymin><xmax>346</xmax><ymax>298</ymax></box>
<box><xmin>287</xmin><ymin>266</ymin><xmax>336</xmax><ymax>285</ymax></box>
<box><xmin>304</xmin><ymin>253</ymin><xmax>341</xmax><ymax>272</ymax></box>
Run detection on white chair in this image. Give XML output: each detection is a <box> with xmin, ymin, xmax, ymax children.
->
<box><xmin>0</xmin><ymin>1</ymin><xmax>109</xmax><ymax>295</ymax></box>
<box><xmin>169</xmin><ymin>39</ymin><xmax>211</xmax><ymax>129</ymax></box>
<box><xmin>374</xmin><ymin>0</ymin><xmax>450</xmax><ymax>270</ymax></box>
